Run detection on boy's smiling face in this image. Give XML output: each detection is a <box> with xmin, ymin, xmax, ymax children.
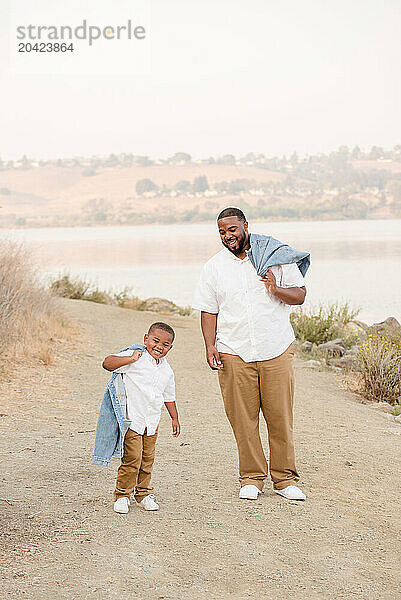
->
<box><xmin>144</xmin><ymin>328</ymin><xmax>174</xmax><ymax>360</ymax></box>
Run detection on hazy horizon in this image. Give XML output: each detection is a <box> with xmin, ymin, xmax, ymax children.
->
<box><xmin>2</xmin><ymin>144</ymin><xmax>401</xmax><ymax>164</ymax></box>
<box><xmin>1</xmin><ymin>0</ymin><xmax>400</xmax><ymax>161</ymax></box>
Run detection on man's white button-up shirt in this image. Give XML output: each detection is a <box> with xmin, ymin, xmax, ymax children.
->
<box><xmin>113</xmin><ymin>349</ymin><xmax>175</xmax><ymax>435</ymax></box>
<box><xmin>193</xmin><ymin>247</ymin><xmax>305</xmax><ymax>362</ymax></box>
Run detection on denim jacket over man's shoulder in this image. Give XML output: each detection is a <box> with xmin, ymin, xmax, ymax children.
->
<box><xmin>92</xmin><ymin>344</ymin><xmax>145</xmax><ymax>467</ymax></box>
<box><xmin>247</xmin><ymin>233</ymin><xmax>310</xmax><ymax>277</ymax></box>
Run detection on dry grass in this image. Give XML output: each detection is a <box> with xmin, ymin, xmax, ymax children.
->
<box><xmin>290</xmin><ymin>301</ymin><xmax>360</xmax><ymax>347</ymax></box>
<box><xmin>0</xmin><ymin>240</ymin><xmax>71</xmax><ymax>370</ymax></box>
<box><xmin>357</xmin><ymin>332</ymin><xmax>401</xmax><ymax>405</ymax></box>
<box><xmin>51</xmin><ymin>274</ymin><xmax>193</xmax><ymax>316</ymax></box>
<box><xmin>36</xmin><ymin>343</ymin><xmax>53</xmax><ymax>365</ymax></box>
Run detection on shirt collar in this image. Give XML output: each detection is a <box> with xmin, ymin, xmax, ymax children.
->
<box><xmin>144</xmin><ymin>349</ymin><xmax>165</xmax><ymax>365</ymax></box>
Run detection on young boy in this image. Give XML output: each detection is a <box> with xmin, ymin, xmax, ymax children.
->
<box><xmin>102</xmin><ymin>322</ymin><xmax>180</xmax><ymax>514</ymax></box>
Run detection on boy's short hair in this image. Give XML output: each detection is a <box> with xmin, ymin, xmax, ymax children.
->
<box><xmin>148</xmin><ymin>322</ymin><xmax>175</xmax><ymax>341</ymax></box>
<box><xmin>217</xmin><ymin>207</ymin><xmax>247</xmax><ymax>222</ymax></box>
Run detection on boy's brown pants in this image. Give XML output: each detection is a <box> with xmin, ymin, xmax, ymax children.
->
<box><xmin>113</xmin><ymin>428</ymin><xmax>158</xmax><ymax>503</ymax></box>
<box><xmin>218</xmin><ymin>344</ymin><xmax>299</xmax><ymax>491</ymax></box>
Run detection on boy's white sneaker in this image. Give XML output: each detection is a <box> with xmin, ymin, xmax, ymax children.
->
<box><xmin>239</xmin><ymin>484</ymin><xmax>261</xmax><ymax>500</ymax></box>
<box><xmin>139</xmin><ymin>494</ymin><xmax>159</xmax><ymax>511</ymax></box>
<box><xmin>114</xmin><ymin>497</ymin><xmax>130</xmax><ymax>513</ymax></box>
<box><xmin>274</xmin><ymin>485</ymin><xmax>306</xmax><ymax>501</ymax></box>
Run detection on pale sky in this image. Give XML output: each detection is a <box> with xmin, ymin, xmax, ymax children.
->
<box><xmin>0</xmin><ymin>0</ymin><xmax>400</xmax><ymax>160</ymax></box>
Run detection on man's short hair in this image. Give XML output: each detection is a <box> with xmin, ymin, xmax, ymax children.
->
<box><xmin>217</xmin><ymin>207</ymin><xmax>247</xmax><ymax>222</ymax></box>
<box><xmin>148</xmin><ymin>322</ymin><xmax>175</xmax><ymax>341</ymax></box>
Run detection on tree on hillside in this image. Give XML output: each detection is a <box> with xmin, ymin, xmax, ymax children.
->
<box><xmin>389</xmin><ymin>181</ymin><xmax>401</xmax><ymax>212</ymax></box>
<box><xmin>337</xmin><ymin>146</ymin><xmax>350</xmax><ymax>160</ymax></box>
<box><xmin>243</xmin><ymin>152</ymin><xmax>257</xmax><ymax>164</ymax></box>
<box><xmin>217</xmin><ymin>154</ymin><xmax>236</xmax><ymax>165</ymax></box>
<box><xmin>136</xmin><ymin>178</ymin><xmax>158</xmax><ymax>196</ymax></box>
<box><xmin>175</xmin><ymin>180</ymin><xmax>192</xmax><ymax>194</ymax></box>
<box><xmin>369</xmin><ymin>146</ymin><xmax>384</xmax><ymax>160</ymax></box>
<box><xmin>171</xmin><ymin>152</ymin><xmax>191</xmax><ymax>165</ymax></box>
<box><xmin>227</xmin><ymin>178</ymin><xmax>253</xmax><ymax>194</ymax></box>
<box><xmin>107</xmin><ymin>154</ymin><xmax>119</xmax><ymax>167</ymax></box>
<box><xmin>21</xmin><ymin>155</ymin><xmax>31</xmax><ymax>169</ymax></box>
<box><xmin>193</xmin><ymin>175</ymin><xmax>209</xmax><ymax>193</ymax></box>
<box><xmin>134</xmin><ymin>156</ymin><xmax>153</xmax><ymax>167</ymax></box>
<box><xmin>82</xmin><ymin>198</ymin><xmax>111</xmax><ymax>223</ymax></box>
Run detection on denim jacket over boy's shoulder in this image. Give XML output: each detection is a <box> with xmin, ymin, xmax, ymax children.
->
<box><xmin>247</xmin><ymin>233</ymin><xmax>310</xmax><ymax>277</ymax></box>
<box><xmin>92</xmin><ymin>344</ymin><xmax>145</xmax><ymax>467</ymax></box>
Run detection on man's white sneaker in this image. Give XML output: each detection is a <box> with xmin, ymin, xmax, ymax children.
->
<box><xmin>274</xmin><ymin>485</ymin><xmax>306</xmax><ymax>501</ymax></box>
<box><xmin>239</xmin><ymin>484</ymin><xmax>261</xmax><ymax>500</ymax></box>
<box><xmin>114</xmin><ymin>497</ymin><xmax>130</xmax><ymax>513</ymax></box>
<box><xmin>139</xmin><ymin>494</ymin><xmax>159</xmax><ymax>511</ymax></box>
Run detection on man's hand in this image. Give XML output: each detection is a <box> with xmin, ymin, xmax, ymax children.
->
<box><xmin>206</xmin><ymin>345</ymin><xmax>223</xmax><ymax>370</ymax></box>
<box><xmin>172</xmin><ymin>418</ymin><xmax>180</xmax><ymax>437</ymax></box>
<box><xmin>260</xmin><ymin>269</ymin><xmax>306</xmax><ymax>305</ymax></box>
<box><xmin>130</xmin><ymin>350</ymin><xmax>142</xmax><ymax>363</ymax></box>
<box><xmin>260</xmin><ymin>269</ymin><xmax>277</xmax><ymax>295</ymax></box>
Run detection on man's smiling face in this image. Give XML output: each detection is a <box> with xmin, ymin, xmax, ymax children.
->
<box><xmin>217</xmin><ymin>216</ymin><xmax>250</xmax><ymax>256</ymax></box>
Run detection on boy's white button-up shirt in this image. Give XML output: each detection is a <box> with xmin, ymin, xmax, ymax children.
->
<box><xmin>113</xmin><ymin>349</ymin><xmax>175</xmax><ymax>435</ymax></box>
<box><xmin>192</xmin><ymin>248</ymin><xmax>305</xmax><ymax>363</ymax></box>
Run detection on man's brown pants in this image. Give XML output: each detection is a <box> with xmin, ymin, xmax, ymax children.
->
<box><xmin>113</xmin><ymin>428</ymin><xmax>158</xmax><ymax>503</ymax></box>
<box><xmin>218</xmin><ymin>344</ymin><xmax>299</xmax><ymax>491</ymax></box>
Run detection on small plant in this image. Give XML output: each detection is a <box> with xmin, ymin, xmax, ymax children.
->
<box><xmin>50</xmin><ymin>274</ymin><xmax>113</xmax><ymax>304</ymax></box>
<box><xmin>85</xmin><ymin>290</ymin><xmax>113</xmax><ymax>305</ymax></box>
<box><xmin>357</xmin><ymin>332</ymin><xmax>401</xmax><ymax>405</ymax></box>
<box><xmin>50</xmin><ymin>275</ymin><xmax>90</xmax><ymax>299</ymax></box>
<box><xmin>113</xmin><ymin>287</ymin><xmax>133</xmax><ymax>307</ymax></box>
<box><xmin>177</xmin><ymin>305</ymin><xmax>192</xmax><ymax>317</ymax></box>
<box><xmin>290</xmin><ymin>301</ymin><xmax>360</xmax><ymax>346</ymax></box>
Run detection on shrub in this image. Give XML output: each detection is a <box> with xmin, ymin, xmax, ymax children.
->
<box><xmin>84</xmin><ymin>290</ymin><xmax>113</xmax><ymax>304</ymax></box>
<box><xmin>113</xmin><ymin>287</ymin><xmax>133</xmax><ymax>307</ymax></box>
<box><xmin>50</xmin><ymin>275</ymin><xmax>90</xmax><ymax>299</ymax></box>
<box><xmin>136</xmin><ymin>178</ymin><xmax>157</xmax><ymax>196</ymax></box>
<box><xmin>50</xmin><ymin>274</ymin><xmax>192</xmax><ymax>316</ymax></box>
<box><xmin>290</xmin><ymin>301</ymin><xmax>360</xmax><ymax>346</ymax></box>
<box><xmin>51</xmin><ymin>274</ymin><xmax>114</xmax><ymax>304</ymax></box>
<box><xmin>357</xmin><ymin>332</ymin><xmax>401</xmax><ymax>405</ymax></box>
<box><xmin>0</xmin><ymin>240</ymin><xmax>68</xmax><ymax>364</ymax></box>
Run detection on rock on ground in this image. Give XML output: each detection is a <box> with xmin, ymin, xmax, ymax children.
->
<box><xmin>368</xmin><ymin>316</ymin><xmax>401</xmax><ymax>338</ymax></box>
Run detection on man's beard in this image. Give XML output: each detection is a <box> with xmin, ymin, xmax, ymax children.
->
<box><xmin>224</xmin><ymin>230</ymin><xmax>248</xmax><ymax>255</ymax></box>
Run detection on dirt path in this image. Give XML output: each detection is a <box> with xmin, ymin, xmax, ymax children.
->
<box><xmin>1</xmin><ymin>299</ymin><xmax>400</xmax><ymax>600</ymax></box>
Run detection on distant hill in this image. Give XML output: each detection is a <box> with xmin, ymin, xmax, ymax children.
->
<box><xmin>1</xmin><ymin>148</ymin><xmax>401</xmax><ymax>227</ymax></box>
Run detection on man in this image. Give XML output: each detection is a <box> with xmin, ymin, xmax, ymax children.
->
<box><xmin>193</xmin><ymin>207</ymin><xmax>307</xmax><ymax>501</ymax></box>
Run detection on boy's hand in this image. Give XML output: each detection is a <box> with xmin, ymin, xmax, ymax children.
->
<box><xmin>172</xmin><ymin>418</ymin><xmax>180</xmax><ymax>437</ymax></box>
<box><xmin>130</xmin><ymin>350</ymin><xmax>142</xmax><ymax>363</ymax></box>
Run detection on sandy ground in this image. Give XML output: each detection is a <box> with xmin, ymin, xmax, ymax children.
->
<box><xmin>1</xmin><ymin>299</ymin><xmax>400</xmax><ymax>600</ymax></box>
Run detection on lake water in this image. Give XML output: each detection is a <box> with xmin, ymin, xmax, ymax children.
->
<box><xmin>1</xmin><ymin>219</ymin><xmax>401</xmax><ymax>324</ymax></box>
